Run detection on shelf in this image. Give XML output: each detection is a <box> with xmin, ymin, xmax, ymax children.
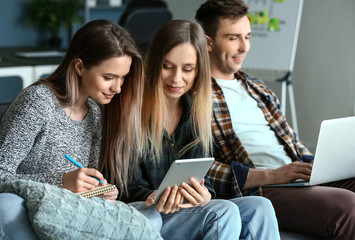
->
<box><xmin>88</xmin><ymin>5</ymin><xmax>125</xmax><ymax>11</ymax></box>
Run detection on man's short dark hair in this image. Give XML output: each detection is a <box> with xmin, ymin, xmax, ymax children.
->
<box><xmin>195</xmin><ymin>0</ymin><xmax>248</xmax><ymax>38</ymax></box>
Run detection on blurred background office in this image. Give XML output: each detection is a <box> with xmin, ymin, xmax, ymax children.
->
<box><xmin>0</xmin><ymin>0</ymin><xmax>354</xmax><ymax>152</ymax></box>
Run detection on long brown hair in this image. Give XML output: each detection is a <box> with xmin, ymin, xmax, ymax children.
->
<box><xmin>36</xmin><ymin>19</ymin><xmax>144</xmax><ymax>197</ymax></box>
<box><xmin>142</xmin><ymin>20</ymin><xmax>212</xmax><ymax>163</ymax></box>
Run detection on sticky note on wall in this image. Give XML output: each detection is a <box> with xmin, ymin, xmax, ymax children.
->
<box><xmin>248</xmin><ymin>13</ymin><xmax>256</xmax><ymax>26</ymax></box>
<box><xmin>268</xmin><ymin>18</ymin><xmax>280</xmax><ymax>31</ymax></box>
<box><xmin>256</xmin><ymin>10</ymin><xmax>269</xmax><ymax>25</ymax></box>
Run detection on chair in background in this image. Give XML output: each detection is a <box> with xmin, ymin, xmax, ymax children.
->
<box><xmin>0</xmin><ymin>102</ymin><xmax>11</xmax><ymax>119</ymax></box>
<box><xmin>119</xmin><ymin>0</ymin><xmax>172</xmax><ymax>56</ymax></box>
<box><xmin>0</xmin><ymin>76</ymin><xmax>23</xmax><ymax>118</ymax></box>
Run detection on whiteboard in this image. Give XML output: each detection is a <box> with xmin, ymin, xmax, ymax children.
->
<box><xmin>242</xmin><ymin>0</ymin><xmax>303</xmax><ymax>76</ymax></box>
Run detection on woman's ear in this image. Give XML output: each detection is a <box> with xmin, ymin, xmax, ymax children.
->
<box><xmin>206</xmin><ymin>35</ymin><xmax>213</xmax><ymax>52</ymax></box>
<box><xmin>73</xmin><ymin>58</ymin><xmax>84</xmax><ymax>76</ymax></box>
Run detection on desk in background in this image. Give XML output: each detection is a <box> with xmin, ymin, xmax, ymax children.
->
<box><xmin>0</xmin><ymin>47</ymin><xmax>63</xmax><ymax>104</ymax></box>
<box><xmin>0</xmin><ymin>47</ymin><xmax>64</xmax><ymax>88</ymax></box>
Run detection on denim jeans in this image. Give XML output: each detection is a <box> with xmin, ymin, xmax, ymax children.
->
<box><xmin>228</xmin><ymin>196</ymin><xmax>280</xmax><ymax>240</ymax></box>
<box><xmin>129</xmin><ymin>201</ymin><xmax>163</xmax><ymax>232</ymax></box>
<box><xmin>130</xmin><ymin>199</ymin><xmax>241</xmax><ymax>240</ymax></box>
<box><xmin>0</xmin><ymin>193</ymin><xmax>38</xmax><ymax>240</ymax></box>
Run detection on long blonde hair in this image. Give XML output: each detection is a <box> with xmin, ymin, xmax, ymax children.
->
<box><xmin>142</xmin><ymin>20</ymin><xmax>212</xmax><ymax>162</ymax></box>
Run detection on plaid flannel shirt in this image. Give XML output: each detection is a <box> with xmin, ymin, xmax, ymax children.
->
<box><xmin>208</xmin><ymin>71</ymin><xmax>314</xmax><ymax>198</ymax></box>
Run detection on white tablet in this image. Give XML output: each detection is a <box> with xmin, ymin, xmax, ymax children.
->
<box><xmin>154</xmin><ymin>157</ymin><xmax>214</xmax><ymax>202</ymax></box>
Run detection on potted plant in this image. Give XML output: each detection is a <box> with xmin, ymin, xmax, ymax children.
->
<box><xmin>27</xmin><ymin>0</ymin><xmax>83</xmax><ymax>47</ymax></box>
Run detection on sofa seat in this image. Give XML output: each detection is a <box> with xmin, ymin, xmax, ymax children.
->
<box><xmin>280</xmin><ymin>231</ymin><xmax>331</xmax><ymax>240</ymax></box>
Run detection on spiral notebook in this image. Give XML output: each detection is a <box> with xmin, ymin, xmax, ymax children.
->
<box><xmin>77</xmin><ymin>184</ymin><xmax>116</xmax><ymax>198</ymax></box>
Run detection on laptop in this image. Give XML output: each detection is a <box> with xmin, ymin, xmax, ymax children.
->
<box><xmin>264</xmin><ymin>116</ymin><xmax>355</xmax><ymax>187</ymax></box>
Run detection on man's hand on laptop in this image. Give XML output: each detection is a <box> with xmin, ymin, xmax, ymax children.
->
<box><xmin>269</xmin><ymin>161</ymin><xmax>313</xmax><ymax>184</ymax></box>
<box><xmin>244</xmin><ymin>161</ymin><xmax>313</xmax><ymax>189</ymax></box>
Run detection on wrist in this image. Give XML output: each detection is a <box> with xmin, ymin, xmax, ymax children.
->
<box><xmin>201</xmin><ymin>192</ymin><xmax>211</xmax><ymax>207</ymax></box>
<box><xmin>246</xmin><ymin>168</ymin><xmax>273</xmax><ymax>188</ymax></box>
<box><xmin>263</xmin><ymin>169</ymin><xmax>275</xmax><ymax>185</ymax></box>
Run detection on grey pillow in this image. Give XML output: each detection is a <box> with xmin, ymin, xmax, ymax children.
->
<box><xmin>0</xmin><ymin>180</ymin><xmax>162</xmax><ymax>240</ymax></box>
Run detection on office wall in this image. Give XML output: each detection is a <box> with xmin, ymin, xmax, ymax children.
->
<box><xmin>0</xmin><ymin>0</ymin><xmax>43</xmax><ymax>47</ymax></box>
<box><xmin>166</xmin><ymin>0</ymin><xmax>355</xmax><ymax>151</ymax></box>
<box><xmin>164</xmin><ymin>0</ymin><xmax>202</xmax><ymax>21</ymax></box>
<box><xmin>0</xmin><ymin>0</ymin><xmax>125</xmax><ymax>48</ymax></box>
<box><xmin>292</xmin><ymin>0</ymin><xmax>355</xmax><ymax>150</ymax></box>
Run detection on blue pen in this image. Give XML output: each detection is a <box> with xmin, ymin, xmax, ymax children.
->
<box><xmin>64</xmin><ymin>154</ymin><xmax>104</xmax><ymax>184</ymax></box>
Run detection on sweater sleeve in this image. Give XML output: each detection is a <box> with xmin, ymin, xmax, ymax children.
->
<box><xmin>0</xmin><ymin>86</ymin><xmax>62</xmax><ymax>185</ymax></box>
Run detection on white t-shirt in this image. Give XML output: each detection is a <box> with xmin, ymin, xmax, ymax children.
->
<box><xmin>215</xmin><ymin>78</ymin><xmax>292</xmax><ymax>169</ymax></box>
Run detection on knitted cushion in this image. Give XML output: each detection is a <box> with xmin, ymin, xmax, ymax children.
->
<box><xmin>0</xmin><ymin>180</ymin><xmax>162</xmax><ymax>240</ymax></box>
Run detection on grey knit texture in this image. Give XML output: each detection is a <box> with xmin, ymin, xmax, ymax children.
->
<box><xmin>0</xmin><ymin>84</ymin><xmax>102</xmax><ymax>187</ymax></box>
<box><xmin>0</xmin><ymin>180</ymin><xmax>162</xmax><ymax>240</ymax></box>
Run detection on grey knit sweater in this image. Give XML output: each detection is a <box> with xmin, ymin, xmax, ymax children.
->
<box><xmin>0</xmin><ymin>84</ymin><xmax>102</xmax><ymax>187</ymax></box>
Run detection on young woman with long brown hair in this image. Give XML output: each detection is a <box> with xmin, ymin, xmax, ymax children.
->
<box><xmin>0</xmin><ymin>19</ymin><xmax>144</xmax><ymax>239</ymax></box>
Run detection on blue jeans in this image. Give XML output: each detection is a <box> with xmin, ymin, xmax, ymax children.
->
<box><xmin>130</xmin><ymin>199</ymin><xmax>241</xmax><ymax>240</ymax></box>
<box><xmin>229</xmin><ymin>196</ymin><xmax>280</xmax><ymax>240</ymax></box>
<box><xmin>129</xmin><ymin>201</ymin><xmax>163</xmax><ymax>232</ymax></box>
<box><xmin>0</xmin><ymin>193</ymin><xmax>38</xmax><ymax>240</ymax></box>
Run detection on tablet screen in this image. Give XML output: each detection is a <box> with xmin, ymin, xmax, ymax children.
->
<box><xmin>154</xmin><ymin>157</ymin><xmax>214</xmax><ymax>202</ymax></box>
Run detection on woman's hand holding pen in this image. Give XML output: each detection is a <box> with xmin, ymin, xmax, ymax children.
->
<box><xmin>178</xmin><ymin>178</ymin><xmax>211</xmax><ymax>208</ymax></box>
<box><xmin>62</xmin><ymin>168</ymin><xmax>106</xmax><ymax>193</ymax></box>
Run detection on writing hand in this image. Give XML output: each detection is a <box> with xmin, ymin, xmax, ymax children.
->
<box><xmin>62</xmin><ymin>168</ymin><xmax>106</xmax><ymax>193</ymax></box>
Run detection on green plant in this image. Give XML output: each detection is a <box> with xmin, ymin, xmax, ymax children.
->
<box><xmin>27</xmin><ymin>0</ymin><xmax>83</xmax><ymax>39</ymax></box>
